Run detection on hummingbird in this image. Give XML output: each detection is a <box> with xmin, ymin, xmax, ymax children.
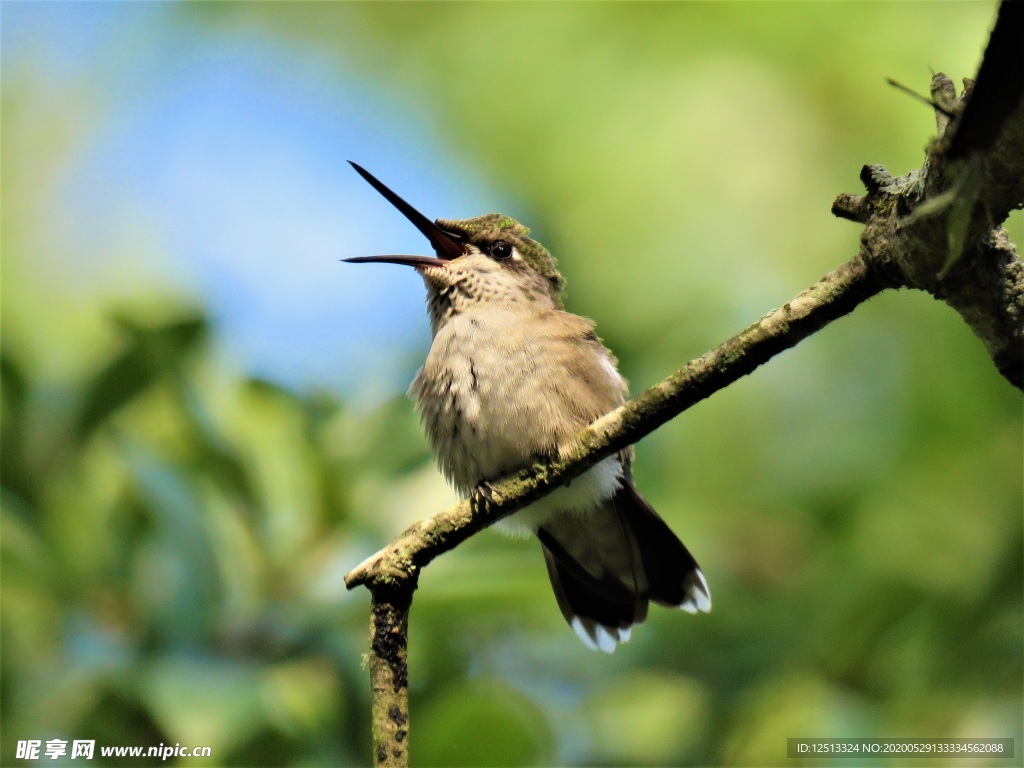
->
<box><xmin>344</xmin><ymin>162</ymin><xmax>710</xmax><ymax>652</ymax></box>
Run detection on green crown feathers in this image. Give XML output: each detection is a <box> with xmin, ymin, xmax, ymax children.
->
<box><xmin>436</xmin><ymin>214</ymin><xmax>566</xmax><ymax>301</ymax></box>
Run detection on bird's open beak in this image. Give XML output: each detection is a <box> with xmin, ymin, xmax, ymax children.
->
<box><xmin>343</xmin><ymin>162</ymin><xmax>468</xmax><ymax>268</ymax></box>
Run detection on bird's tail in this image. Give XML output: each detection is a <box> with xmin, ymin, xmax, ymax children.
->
<box><xmin>538</xmin><ymin>481</ymin><xmax>710</xmax><ymax>652</ymax></box>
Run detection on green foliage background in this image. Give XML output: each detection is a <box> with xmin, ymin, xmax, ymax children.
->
<box><xmin>3</xmin><ymin>3</ymin><xmax>1021</xmax><ymax>766</ymax></box>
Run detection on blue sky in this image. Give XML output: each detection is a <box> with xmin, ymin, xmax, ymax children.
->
<box><xmin>5</xmin><ymin>2</ymin><xmax>516</xmax><ymax>400</ymax></box>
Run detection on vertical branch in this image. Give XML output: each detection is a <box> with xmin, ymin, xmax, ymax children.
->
<box><xmin>369</xmin><ymin>590</ymin><xmax>411</xmax><ymax>768</ymax></box>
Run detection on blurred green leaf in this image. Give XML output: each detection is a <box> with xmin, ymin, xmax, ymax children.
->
<box><xmin>416</xmin><ymin>678</ymin><xmax>554</xmax><ymax>767</ymax></box>
<box><xmin>346</xmin><ymin>395</ymin><xmax>432</xmax><ymax>477</ymax></box>
<box><xmin>1</xmin><ymin>351</ymin><xmax>36</xmax><ymax>507</ymax></box>
<box><xmin>75</xmin><ymin>313</ymin><xmax>207</xmax><ymax>442</ymax></box>
<box><xmin>177</xmin><ymin>382</ymin><xmax>260</xmax><ymax>512</ymax></box>
<box><xmin>143</xmin><ymin>656</ymin><xmax>268</xmax><ymax>757</ymax></box>
<box><xmin>121</xmin><ymin>438</ymin><xmax>222</xmax><ymax>643</ymax></box>
<box><xmin>1</xmin><ymin>350</ymin><xmax>29</xmax><ymax>409</ymax></box>
<box><xmin>585</xmin><ymin>672</ymin><xmax>709</xmax><ymax>765</ymax></box>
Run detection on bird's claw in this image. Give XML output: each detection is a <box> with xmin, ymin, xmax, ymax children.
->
<box><xmin>471</xmin><ymin>481</ymin><xmax>499</xmax><ymax>513</ymax></box>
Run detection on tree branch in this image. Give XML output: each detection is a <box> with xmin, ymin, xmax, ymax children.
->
<box><xmin>346</xmin><ymin>255</ymin><xmax>884</xmax><ymax>593</ymax></box>
<box><xmin>834</xmin><ymin>0</ymin><xmax>1024</xmax><ymax>387</ymax></box>
<box><xmin>367</xmin><ymin>592</ymin><xmax>411</xmax><ymax>768</ymax></box>
<box><xmin>347</xmin><ymin>4</ymin><xmax>1023</xmax><ymax>764</ymax></box>
<box><xmin>347</xmin><ymin>256</ymin><xmax>887</xmax><ymax>768</ymax></box>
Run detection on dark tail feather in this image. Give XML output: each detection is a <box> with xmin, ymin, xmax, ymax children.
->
<box><xmin>615</xmin><ymin>482</ymin><xmax>710</xmax><ymax>613</ymax></box>
<box><xmin>539</xmin><ymin>527</ymin><xmax>646</xmax><ymax>652</ymax></box>
<box><xmin>538</xmin><ymin>482</ymin><xmax>710</xmax><ymax>652</ymax></box>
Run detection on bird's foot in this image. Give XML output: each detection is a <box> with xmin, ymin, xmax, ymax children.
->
<box><xmin>470</xmin><ymin>480</ymin><xmax>499</xmax><ymax>514</ymax></box>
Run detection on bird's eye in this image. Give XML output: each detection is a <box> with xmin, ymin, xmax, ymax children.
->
<box><xmin>489</xmin><ymin>240</ymin><xmax>513</xmax><ymax>260</ymax></box>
